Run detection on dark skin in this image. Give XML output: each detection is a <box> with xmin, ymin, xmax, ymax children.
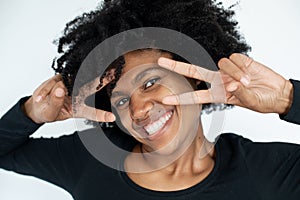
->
<box><xmin>160</xmin><ymin>53</ymin><xmax>293</xmax><ymax>115</ymax></box>
<box><xmin>113</xmin><ymin>50</ymin><xmax>214</xmax><ymax>191</ymax></box>
<box><xmin>23</xmin><ymin>53</ymin><xmax>293</xmax><ymax>123</ymax></box>
<box><xmin>23</xmin><ymin>74</ymin><xmax>116</xmax><ymax>124</ymax></box>
<box><xmin>23</xmin><ymin>52</ymin><xmax>293</xmax><ymax>191</ymax></box>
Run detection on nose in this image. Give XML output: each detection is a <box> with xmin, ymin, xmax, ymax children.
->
<box><xmin>129</xmin><ymin>92</ymin><xmax>153</xmax><ymax>123</ymax></box>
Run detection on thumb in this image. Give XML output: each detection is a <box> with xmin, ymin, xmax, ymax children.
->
<box><xmin>45</xmin><ymin>83</ymin><xmax>66</xmax><ymax>121</ymax></box>
<box><xmin>226</xmin><ymin>82</ymin><xmax>254</xmax><ymax>107</ymax></box>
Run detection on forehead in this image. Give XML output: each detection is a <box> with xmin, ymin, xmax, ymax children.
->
<box><xmin>122</xmin><ymin>50</ymin><xmax>172</xmax><ymax>74</ymax></box>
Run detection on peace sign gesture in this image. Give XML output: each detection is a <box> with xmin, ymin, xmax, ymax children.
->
<box><xmin>24</xmin><ymin>74</ymin><xmax>116</xmax><ymax>124</ymax></box>
<box><xmin>158</xmin><ymin>53</ymin><xmax>293</xmax><ymax>114</ymax></box>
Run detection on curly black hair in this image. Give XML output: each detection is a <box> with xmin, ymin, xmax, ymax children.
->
<box><xmin>52</xmin><ymin>0</ymin><xmax>250</xmax><ymax>123</ymax></box>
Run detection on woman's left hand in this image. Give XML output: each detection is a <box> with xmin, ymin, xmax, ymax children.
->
<box><xmin>158</xmin><ymin>53</ymin><xmax>293</xmax><ymax>114</ymax></box>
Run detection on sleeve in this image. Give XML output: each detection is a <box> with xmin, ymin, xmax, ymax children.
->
<box><xmin>280</xmin><ymin>79</ymin><xmax>300</xmax><ymax>125</ymax></box>
<box><xmin>240</xmin><ymin>138</ymin><xmax>300</xmax><ymax>199</ymax></box>
<box><xmin>0</xmin><ymin>97</ymin><xmax>87</xmax><ymax>193</ymax></box>
<box><xmin>219</xmin><ymin>134</ymin><xmax>300</xmax><ymax>199</ymax></box>
<box><xmin>0</xmin><ymin>97</ymin><xmax>42</xmax><ymax>155</ymax></box>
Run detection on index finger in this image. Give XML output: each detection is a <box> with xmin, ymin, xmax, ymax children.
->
<box><xmin>74</xmin><ymin>104</ymin><xmax>116</xmax><ymax>122</ymax></box>
<box><xmin>158</xmin><ymin>57</ymin><xmax>217</xmax><ymax>83</ymax></box>
<box><xmin>72</xmin><ymin>71</ymin><xmax>116</xmax><ymax>122</ymax></box>
<box><xmin>33</xmin><ymin>74</ymin><xmax>64</xmax><ymax>102</ymax></box>
<box><xmin>162</xmin><ymin>90</ymin><xmax>212</xmax><ymax>105</ymax></box>
<box><xmin>218</xmin><ymin>55</ymin><xmax>251</xmax><ymax>86</ymax></box>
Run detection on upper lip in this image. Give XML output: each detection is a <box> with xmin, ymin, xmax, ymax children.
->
<box><xmin>132</xmin><ymin>109</ymin><xmax>174</xmax><ymax>135</ymax></box>
<box><xmin>133</xmin><ymin>116</ymin><xmax>151</xmax><ymax>128</ymax></box>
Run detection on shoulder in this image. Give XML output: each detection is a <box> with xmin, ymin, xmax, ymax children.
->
<box><xmin>218</xmin><ymin>133</ymin><xmax>300</xmax><ymax>152</ymax></box>
<box><xmin>216</xmin><ymin>133</ymin><xmax>252</xmax><ymax>150</ymax></box>
<box><xmin>217</xmin><ymin>133</ymin><xmax>300</xmax><ymax>165</ymax></box>
<box><xmin>78</xmin><ymin>126</ymin><xmax>137</xmax><ymax>152</ymax></box>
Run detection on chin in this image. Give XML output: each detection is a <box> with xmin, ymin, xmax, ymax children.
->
<box><xmin>145</xmin><ymin>137</ymin><xmax>183</xmax><ymax>156</ymax></box>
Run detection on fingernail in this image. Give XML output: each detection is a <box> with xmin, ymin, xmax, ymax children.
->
<box><xmin>35</xmin><ymin>96</ymin><xmax>42</xmax><ymax>102</ymax></box>
<box><xmin>158</xmin><ymin>57</ymin><xmax>172</xmax><ymax>68</ymax></box>
<box><xmin>108</xmin><ymin>113</ymin><xmax>116</xmax><ymax>122</ymax></box>
<box><xmin>55</xmin><ymin>88</ymin><xmax>65</xmax><ymax>97</ymax></box>
<box><xmin>162</xmin><ymin>96</ymin><xmax>178</xmax><ymax>104</ymax></box>
<box><xmin>226</xmin><ymin>85</ymin><xmax>238</xmax><ymax>92</ymax></box>
<box><xmin>240</xmin><ymin>76</ymin><xmax>250</xmax><ymax>86</ymax></box>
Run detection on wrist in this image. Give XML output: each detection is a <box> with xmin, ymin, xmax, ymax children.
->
<box><xmin>278</xmin><ymin>79</ymin><xmax>293</xmax><ymax>115</ymax></box>
<box><xmin>22</xmin><ymin>97</ymin><xmax>43</xmax><ymax>124</ymax></box>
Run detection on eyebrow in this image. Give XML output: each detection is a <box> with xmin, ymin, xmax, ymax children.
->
<box><xmin>133</xmin><ymin>67</ymin><xmax>160</xmax><ymax>84</ymax></box>
<box><xmin>111</xmin><ymin>67</ymin><xmax>161</xmax><ymax>99</ymax></box>
<box><xmin>111</xmin><ymin>91</ymin><xmax>126</xmax><ymax>99</ymax></box>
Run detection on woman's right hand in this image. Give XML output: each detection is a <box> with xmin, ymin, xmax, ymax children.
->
<box><xmin>23</xmin><ymin>75</ymin><xmax>116</xmax><ymax>124</ymax></box>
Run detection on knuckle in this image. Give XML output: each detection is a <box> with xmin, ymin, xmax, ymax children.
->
<box><xmin>39</xmin><ymin>88</ymin><xmax>49</xmax><ymax>96</ymax></box>
<box><xmin>170</xmin><ymin>60</ymin><xmax>177</xmax><ymax>70</ymax></box>
<box><xmin>189</xmin><ymin>65</ymin><xmax>198</xmax><ymax>77</ymax></box>
<box><xmin>208</xmin><ymin>71</ymin><xmax>217</xmax><ymax>82</ymax></box>
<box><xmin>53</xmin><ymin>74</ymin><xmax>62</xmax><ymax>81</ymax></box>
<box><xmin>104</xmin><ymin>112</ymin><xmax>110</xmax><ymax>121</ymax></box>
<box><xmin>244</xmin><ymin>57</ymin><xmax>254</xmax><ymax>68</ymax></box>
<box><xmin>56</xmin><ymin>80</ymin><xmax>64</xmax><ymax>87</ymax></box>
<box><xmin>229</xmin><ymin>53</ymin><xmax>239</xmax><ymax>60</ymax></box>
<box><xmin>193</xmin><ymin>91</ymin><xmax>201</xmax><ymax>103</ymax></box>
<box><xmin>233</xmin><ymin>70</ymin><xmax>242</xmax><ymax>78</ymax></box>
<box><xmin>48</xmin><ymin>79</ymin><xmax>56</xmax><ymax>86</ymax></box>
<box><xmin>217</xmin><ymin>58</ymin><xmax>227</xmax><ymax>68</ymax></box>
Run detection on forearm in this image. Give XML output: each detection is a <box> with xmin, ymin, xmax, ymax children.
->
<box><xmin>0</xmin><ymin>97</ymin><xmax>42</xmax><ymax>155</ymax></box>
<box><xmin>0</xmin><ymin>97</ymin><xmax>83</xmax><ymax>192</ymax></box>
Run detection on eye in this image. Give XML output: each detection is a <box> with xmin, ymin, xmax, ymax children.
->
<box><xmin>144</xmin><ymin>78</ymin><xmax>160</xmax><ymax>89</ymax></box>
<box><xmin>116</xmin><ymin>97</ymin><xmax>129</xmax><ymax>108</ymax></box>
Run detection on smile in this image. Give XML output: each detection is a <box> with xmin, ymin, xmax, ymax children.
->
<box><xmin>144</xmin><ymin>111</ymin><xmax>173</xmax><ymax>136</ymax></box>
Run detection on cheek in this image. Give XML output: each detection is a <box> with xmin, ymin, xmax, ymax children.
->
<box><xmin>160</xmin><ymin>78</ymin><xmax>195</xmax><ymax>97</ymax></box>
<box><xmin>145</xmin><ymin>83</ymin><xmax>176</xmax><ymax>100</ymax></box>
<box><xmin>116</xmin><ymin>109</ymin><xmax>146</xmax><ymax>138</ymax></box>
<box><xmin>151</xmin><ymin>85</ymin><xmax>175</xmax><ymax>99</ymax></box>
<box><xmin>117</xmin><ymin>110</ymin><xmax>131</xmax><ymax>128</ymax></box>
<box><xmin>113</xmin><ymin>109</ymin><xmax>134</xmax><ymax>136</ymax></box>
<box><xmin>114</xmin><ymin>86</ymin><xmax>176</xmax><ymax>131</ymax></box>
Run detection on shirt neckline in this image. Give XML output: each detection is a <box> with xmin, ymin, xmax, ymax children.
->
<box><xmin>118</xmin><ymin>137</ymin><xmax>223</xmax><ymax>197</ymax></box>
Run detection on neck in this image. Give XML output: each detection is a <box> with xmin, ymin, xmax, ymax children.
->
<box><xmin>124</xmin><ymin>123</ymin><xmax>216</xmax><ymax>192</ymax></box>
<box><xmin>126</xmin><ymin>122</ymin><xmax>215</xmax><ymax>175</ymax></box>
<box><xmin>156</xmin><ymin>125</ymin><xmax>215</xmax><ymax>176</ymax></box>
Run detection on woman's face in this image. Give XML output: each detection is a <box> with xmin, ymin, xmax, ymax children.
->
<box><xmin>110</xmin><ymin>50</ymin><xmax>201</xmax><ymax>154</ymax></box>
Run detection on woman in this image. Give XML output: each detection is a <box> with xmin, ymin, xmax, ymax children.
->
<box><xmin>1</xmin><ymin>0</ymin><xmax>299</xmax><ymax>199</ymax></box>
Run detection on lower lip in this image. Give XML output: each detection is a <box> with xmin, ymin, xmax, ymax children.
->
<box><xmin>146</xmin><ymin>111</ymin><xmax>174</xmax><ymax>141</ymax></box>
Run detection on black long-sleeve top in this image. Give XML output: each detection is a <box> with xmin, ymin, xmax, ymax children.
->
<box><xmin>0</xmin><ymin>80</ymin><xmax>300</xmax><ymax>200</ymax></box>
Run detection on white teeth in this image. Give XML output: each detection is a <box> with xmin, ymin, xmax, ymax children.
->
<box><xmin>144</xmin><ymin>112</ymin><xmax>173</xmax><ymax>136</ymax></box>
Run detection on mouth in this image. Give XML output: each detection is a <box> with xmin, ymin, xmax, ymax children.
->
<box><xmin>143</xmin><ymin>110</ymin><xmax>173</xmax><ymax>140</ymax></box>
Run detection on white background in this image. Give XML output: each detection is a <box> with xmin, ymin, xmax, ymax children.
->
<box><xmin>0</xmin><ymin>0</ymin><xmax>299</xmax><ymax>199</ymax></box>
